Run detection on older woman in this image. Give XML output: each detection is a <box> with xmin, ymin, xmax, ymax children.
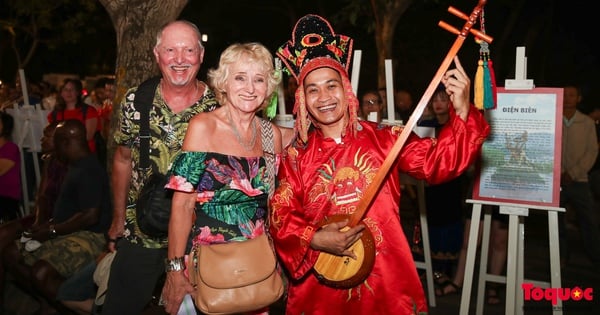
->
<box><xmin>161</xmin><ymin>42</ymin><xmax>283</xmax><ymax>314</ymax></box>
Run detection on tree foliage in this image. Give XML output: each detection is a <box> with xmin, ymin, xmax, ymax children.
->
<box><xmin>0</xmin><ymin>0</ymin><xmax>100</xmax><ymax>77</ymax></box>
<box><xmin>334</xmin><ymin>0</ymin><xmax>413</xmax><ymax>89</ymax></box>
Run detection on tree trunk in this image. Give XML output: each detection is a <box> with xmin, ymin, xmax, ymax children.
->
<box><xmin>98</xmin><ymin>0</ymin><xmax>188</xmax><ymax>172</ymax></box>
<box><xmin>370</xmin><ymin>0</ymin><xmax>412</xmax><ymax>90</ymax></box>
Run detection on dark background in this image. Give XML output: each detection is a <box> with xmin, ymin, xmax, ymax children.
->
<box><xmin>1</xmin><ymin>0</ymin><xmax>597</xmax><ymax>107</ymax></box>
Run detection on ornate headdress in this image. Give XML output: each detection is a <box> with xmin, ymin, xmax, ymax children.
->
<box><xmin>276</xmin><ymin>14</ymin><xmax>359</xmax><ymax>143</ymax></box>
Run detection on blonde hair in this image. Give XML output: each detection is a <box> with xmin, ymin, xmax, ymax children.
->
<box><xmin>208</xmin><ymin>42</ymin><xmax>280</xmax><ymax>106</ymax></box>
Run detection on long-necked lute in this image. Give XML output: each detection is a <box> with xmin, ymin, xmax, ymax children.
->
<box><xmin>313</xmin><ymin>0</ymin><xmax>493</xmax><ymax>289</ymax></box>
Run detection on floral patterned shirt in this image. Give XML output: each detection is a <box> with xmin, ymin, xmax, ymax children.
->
<box><xmin>113</xmin><ymin>82</ymin><xmax>218</xmax><ymax>248</ymax></box>
<box><xmin>166</xmin><ymin>151</ymin><xmax>280</xmax><ymax>251</ymax></box>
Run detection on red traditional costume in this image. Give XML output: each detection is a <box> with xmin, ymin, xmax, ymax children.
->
<box><xmin>270</xmin><ymin>14</ymin><xmax>490</xmax><ymax>315</ymax></box>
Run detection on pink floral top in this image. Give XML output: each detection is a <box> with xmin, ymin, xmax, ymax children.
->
<box><xmin>166</xmin><ymin>151</ymin><xmax>279</xmax><ymax>250</ymax></box>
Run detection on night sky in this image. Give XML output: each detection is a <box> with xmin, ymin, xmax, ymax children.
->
<box><xmin>1</xmin><ymin>0</ymin><xmax>597</xmax><ymax>104</ymax></box>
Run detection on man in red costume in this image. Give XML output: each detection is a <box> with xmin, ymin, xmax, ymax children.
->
<box><xmin>270</xmin><ymin>14</ymin><xmax>490</xmax><ymax>314</ymax></box>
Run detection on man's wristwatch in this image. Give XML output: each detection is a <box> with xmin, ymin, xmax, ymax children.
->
<box><xmin>165</xmin><ymin>256</ymin><xmax>185</xmax><ymax>272</ymax></box>
<box><xmin>49</xmin><ymin>225</ymin><xmax>57</xmax><ymax>239</ymax></box>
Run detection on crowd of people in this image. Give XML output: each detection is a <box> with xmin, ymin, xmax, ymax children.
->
<box><xmin>0</xmin><ymin>14</ymin><xmax>598</xmax><ymax>315</ymax></box>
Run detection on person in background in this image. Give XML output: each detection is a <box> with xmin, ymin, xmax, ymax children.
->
<box><xmin>84</xmin><ymin>78</ymin><xmax>108</xmax><ymax>111</ymax></box>
<box><xmin>585</xmin><ymin>103</ymin><xmax>600</xmax><ymax>203</ymax></box>
<box><xmin>0</xmin><ymin>121</ymin><xmax>65</xmax><ymax>289</ymax></box>
<box><xmin>377</xmin><ymin>87</ymin><xmax>388</xmax><ymax>118</ymax></box>
<box><xmin>48</xmin><ymin>79</ymin><xmax>100</xmax><ymax>153</ymax></box>
<box><xmin>359</xmin><ymin>89</ymin><xmax>384</xmax><ymax>123</ymax></box>
<box><xmin>102</xmin><ymin>20</ymin><xmax>219</xmax><ymax>314</ymax></box>
<box><xmin>559</xmin><ymin>84</ymin><xmax>600</xmax><ymax>268</ymax></box>
<box><xmin>3</xmin><ymin>119</ymin><xmax>112</xmax><ymax>315</ymax></box>
<box><xmin>0</xmin><ymin>111</ymin><xmax>21</xmax><ymax>222</ymax></box>
<box><xmin>422</xmin><ymin>88</ymin><xmax>508</xmax><ymax>303</ymax></box>
<box><xmin>284</xmin><ymin>75</ymin><xmax>299</xmax><ymax>115</ymax></box>
<box><xmin>161</xmin><ymin>42</ymin><xmax>283</xmax><ymax>315</ymax></box>
<box><xmin>416</xmin><ymin>88</ymin><xmax>469</xmax><ymax>291</ymax></box>
<box><xmin>7</xmin><ymin>75</ymin><xmax>43</xmax><ymax>108</ymax></box>
<box><xmin>55</xmin><ymin>250</ymin><xmax>112</xmax><ymax>315</ymax></box>
<box><xmin>99</xmin><ymin>78</ymin><xmax>116</xmax><ymax>141</ymax></box>
<box><xmin>271</xmin><ymin>14</ymin><xmax>490</xmax><ymax>314</ymax></box>
<box><xmin>394</xmin><ymin>88</ymin><xmax>414</xmax><ymax>124</ymax></box>
<box><xmin>436</xmin><ymin>203</ymin><xmax>508</xmax><ymax>305</ymax></box>
<box><xmin>0</xmin><ymin>122</ymin><xmax>67</xmax><ymax>307</ymax></box>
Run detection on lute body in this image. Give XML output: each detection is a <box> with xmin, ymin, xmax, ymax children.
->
<box><xmin>313</xmin><ymin>214</ymin><xmax>376</xmax><ymax>289</ymax></box>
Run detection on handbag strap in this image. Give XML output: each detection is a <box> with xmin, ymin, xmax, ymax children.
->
<box><xmin>260</xmin><ymin>118</ymin><xmax>275</xmax><ymax>198</ymax></box>
<box><xmin>136</xmin><ymin>77</ymin><xmax>162</xmax><ymax>171</ymax></box>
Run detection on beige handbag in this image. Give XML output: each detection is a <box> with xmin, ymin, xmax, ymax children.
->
<box><xmin>188</xmin><ymin>233</ymin><xmax>284</xmax><ymax>314</ymax></box>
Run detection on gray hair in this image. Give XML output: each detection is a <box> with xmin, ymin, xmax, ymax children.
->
<box><xmin>155</xmin><ymin>20</ymin><xmax>204</xmax><ymax>50</ymax></box>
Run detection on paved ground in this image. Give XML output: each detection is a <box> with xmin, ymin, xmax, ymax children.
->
<box><xmin>4</xmin><ymin>211</ymin><xmax>600</xmax><ymax>315</ymax></box>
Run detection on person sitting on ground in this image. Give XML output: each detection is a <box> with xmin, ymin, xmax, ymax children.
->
<box><xmin>0</xmin><ymin>122</ymin><xmax>67</xmax><ymax>307</ymax></box>
<box><xmin>56</xmin><ymin>250</ymin><xmax>113</xmax><ymax>315</ymax></box>
<box><xmin>2</xmin><ymin>119</ymin><xmax>112</xmax><ymax>315</ymax></box>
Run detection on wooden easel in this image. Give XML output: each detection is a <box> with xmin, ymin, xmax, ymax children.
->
<box><xmin>459</xmin><ymin>47</ymin><xmax>564</xmax><ymax>315</ymax></box>
<box><xmin>460</xmin><ymin>200</ymin><xmax>564</xmax><ymax>315</ymax></box>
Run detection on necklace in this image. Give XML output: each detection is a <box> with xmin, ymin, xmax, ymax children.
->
<box><xmin>227</xmin><ymin>109</ymin><xmax>257</xmax><ymax>151</ymax></box>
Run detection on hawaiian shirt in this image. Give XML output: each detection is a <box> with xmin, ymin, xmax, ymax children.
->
<box><xmin>113</xmin><ymin>82</ymin><xmax>218</xmax><ymax>248</ymax></box>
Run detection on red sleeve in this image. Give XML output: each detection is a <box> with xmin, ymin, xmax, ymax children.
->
<box><xmin>397</xmin><ymin>104</ymin><xmax>490</xmax><ymax>184</ymax></box>
<box><xmin>269</xmin><ymin>151</ymin><xmax>321</xmax><ymax>280</ymax></box>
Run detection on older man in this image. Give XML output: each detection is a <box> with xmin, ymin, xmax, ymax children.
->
<box><xmin>102</xmin><ymin>20</ymin><xmax>218</xmax><ymax>314</ymax></box>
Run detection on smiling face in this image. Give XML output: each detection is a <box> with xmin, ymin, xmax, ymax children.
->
<box><xmin>60</xmin><ymin>81</ymin><xmax>80</xmax><ymax>107</ymax></box>
<box><xmin>223</xmin><ymin>54</ymin><xmax>269</xmax><ymax>113</ymax></box>
<box><xmin>154</xmin><ymin>22</ymin><xmax>204</xmax><ymax>87</ymax></box>
<box><xmin>431</xmin><ymin>91</ymin><xmax>450</xmax><ymax>115</ymax></box>
<box><xmin>360</xmin><ymin>91</ymin><xmax>383</xmax><ymax>121</ymax></box>
<box><xmin>303</xmin><ymin>67</ymin><xmax>348</xmax><ymax>138</ymax></box>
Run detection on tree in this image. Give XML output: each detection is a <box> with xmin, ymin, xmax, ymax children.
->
<box><xmin>98</xmin><ymin>0</ymin><xmax>188</xmax><ymax>100</ymax></box>
<box><xmin>368</xmin><ymin>0</ymin><xmax>413</xmax><ymax>89</ymax></box>
<box><xmin>335</xmin><ymin>0</ymin><xmax>413</xmax><ymax>89</ymax></box>
<box><xmin>98</xmin><ymin>0</ymin><xmax>188</xmax><ymax>168</ymax></box>
<box><xmin>0</xmin><ymin>0</ymin><xmax>100</xmax><ymax>82</ymax></box>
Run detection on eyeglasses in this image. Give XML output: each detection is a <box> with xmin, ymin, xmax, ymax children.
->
<box><xmin>363</xmin><ymin>99</ymin><xmax>381</xmax><ymax>106</ymax></box>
